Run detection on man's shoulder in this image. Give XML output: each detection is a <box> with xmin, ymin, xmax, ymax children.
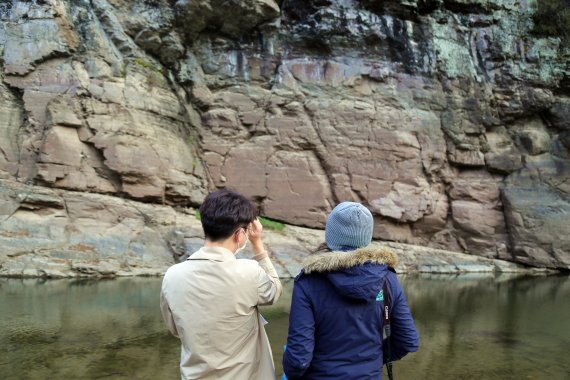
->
<box><xmin>164</xmin><ymin>260</ymin><xmax>190</xmax><ymax>278</ymax></box>
<box><xmin>234</xmin><ymin>258</ymin><xmax>262</xmax><ymax>272</ymax></box>
<box><xmin>215</xmin><ymin>259</ymin><xmax>262</xmax><ymax>287</ymax></box>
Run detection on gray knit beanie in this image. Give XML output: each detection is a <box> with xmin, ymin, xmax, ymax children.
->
<box><xmin>325</xmin><ymin>202</ymin><xmax>373</xmax><ymax>252</ymax></box>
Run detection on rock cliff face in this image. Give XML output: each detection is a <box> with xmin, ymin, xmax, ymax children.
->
<box><xmin>0</xmin><ymin>0</ymin><xmax>569</xmax><ymax>274</ymax></box>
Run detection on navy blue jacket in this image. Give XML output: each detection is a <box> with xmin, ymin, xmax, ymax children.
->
<box><xmin>283</xmin><ymin>247</ymin><xmax>419</xmax><ymax>379</ymax></box>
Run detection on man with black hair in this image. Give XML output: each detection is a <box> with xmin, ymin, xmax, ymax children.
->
<box><xmin>160</xmin><ymin>189</ymin><xmax>283</xmax><ymax>380</ymax></box>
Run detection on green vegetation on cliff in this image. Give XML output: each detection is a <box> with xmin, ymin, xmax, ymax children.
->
<box><xmin>259</xmin><ymin>217</ymin><xmax>285</xmax><ymax>232</ymax></box>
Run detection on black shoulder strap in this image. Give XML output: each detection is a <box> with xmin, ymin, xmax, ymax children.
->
<box><xmin>383</xmin><ymin>279</ymin><xmax>394</xmax><ymax>380</ymax></box>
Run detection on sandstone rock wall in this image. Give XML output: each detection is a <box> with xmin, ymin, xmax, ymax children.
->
<box><xmin>0</xmin><ymin>180</ymin><xmax>546</xmax><ymax>278</ymax></box>
<box><xmin>0</xmin><ymin>0</ymin><xmax>569</xmax><ymax>271</ymax></box>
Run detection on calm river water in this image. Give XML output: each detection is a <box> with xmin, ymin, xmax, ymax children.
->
<box><xmin>1</xmin><ymin>274</ymin><xmax>569</xmax><ymax>380</ymax></box>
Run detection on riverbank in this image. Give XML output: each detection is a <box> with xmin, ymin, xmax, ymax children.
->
<box><xmin>0</xmin><ymin>179</ymin><xmax>557</xmax><ymax>278</ymax></box>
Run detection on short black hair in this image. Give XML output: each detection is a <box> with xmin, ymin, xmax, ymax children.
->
<box><xmin>199</xmin><ymin>188</ymin><xmax>257</xmax><ymax>241</ymax></box>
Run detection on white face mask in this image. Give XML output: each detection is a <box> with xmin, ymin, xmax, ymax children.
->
<box><xmin>234</xmin><ymin>228</ymin><xmax>248</xmax><ymax>255</ymax></box>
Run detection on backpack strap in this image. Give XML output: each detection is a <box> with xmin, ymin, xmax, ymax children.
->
<box><xmin>383</xmin><ymin>279</ymin><xmax>394</xmax><ymax>380</ymax></box>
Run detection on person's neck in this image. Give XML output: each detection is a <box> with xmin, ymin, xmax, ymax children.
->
<box><xmin>204</xmin><ymin>239</ymin><xmax>237</xmax><ymax>255</ymax></box>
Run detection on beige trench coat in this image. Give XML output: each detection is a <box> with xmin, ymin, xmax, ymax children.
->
<box><xmin>160</xmin><ymin>246</ymin><xmax>283</xmax><ymax>380</ymax></box>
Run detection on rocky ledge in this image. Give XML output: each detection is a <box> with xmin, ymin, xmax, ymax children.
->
<box><xmin>0</xmin><ymin>179</ymin><xmax>555</xmax><ymax>278</ymax></box>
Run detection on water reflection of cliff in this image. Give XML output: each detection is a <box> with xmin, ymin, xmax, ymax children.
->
<box><xmin>1</xmin><ymin>275</ymin><xmax>568</xmax><ymax>379</ymax></box>
<box><xmin>398</xmin><ymin>274</ymin><xmax>570</xmax><ymax>380</ymax></box>
<box><xmin>0</xmin><ymin>278</ymin><xmax>179</xmax><ymax>379</ymax></box>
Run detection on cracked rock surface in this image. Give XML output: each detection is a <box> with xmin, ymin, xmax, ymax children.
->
<box><xmin>0</xmin><ymin>0</ymin><xmax>569</xmax><ymax>274</ymax></box>
<box><xmin>0</xmin><ymin>180</ymin><xmax>550</xmax><ymax>278</ymax></box>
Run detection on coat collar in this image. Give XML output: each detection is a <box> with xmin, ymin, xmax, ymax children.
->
<box><xmin>302</xmin><ymin>245</ymin><xmax>398</xmax><ymax>274</ymax></box>
<box><xmin>188</xmin><ymin>246</ymin><xmax>236</xmax><ymax>262</ymax></box>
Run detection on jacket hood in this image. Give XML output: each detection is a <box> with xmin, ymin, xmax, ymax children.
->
<box><xmin>301</xmin><ymin>246</ymin><xmax>398</xmax><ymax>301</ymax></box>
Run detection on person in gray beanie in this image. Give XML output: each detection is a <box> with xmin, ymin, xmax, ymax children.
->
<box><xmin>325</xmin><ymin>201</ymin><xmax>374</xmax><ymax>251</ymax></box>
<box><xmin>283</xmin><ymin>202</ymin><xmax>419</xmax><ymax>380</ymax></box>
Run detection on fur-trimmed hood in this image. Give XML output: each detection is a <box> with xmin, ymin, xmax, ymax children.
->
<box><xmin>302</xmin><ymin>246</ymin><xmax>398</xmax><ymax>274</ymax></box>
<box><xmin>299</xmin><ymin>246</ymin><xmax>398</xmax><ymax>302</ymax></box>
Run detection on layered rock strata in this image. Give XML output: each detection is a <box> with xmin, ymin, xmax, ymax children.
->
<box><xmin>1</xmin><ymin>179</ymin><xmax>549</xmax><ymax>278</ymax></box>
<box><xmin>0</xmin><ymin>0</ymin><xmax>569</xmax><ymax>271</ymax></box>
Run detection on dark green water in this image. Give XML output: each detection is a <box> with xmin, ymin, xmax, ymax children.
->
<box><xmin>1</xmin><ymin>274</ymin><xmax>569</xmax><ymax>380</ymax></box>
